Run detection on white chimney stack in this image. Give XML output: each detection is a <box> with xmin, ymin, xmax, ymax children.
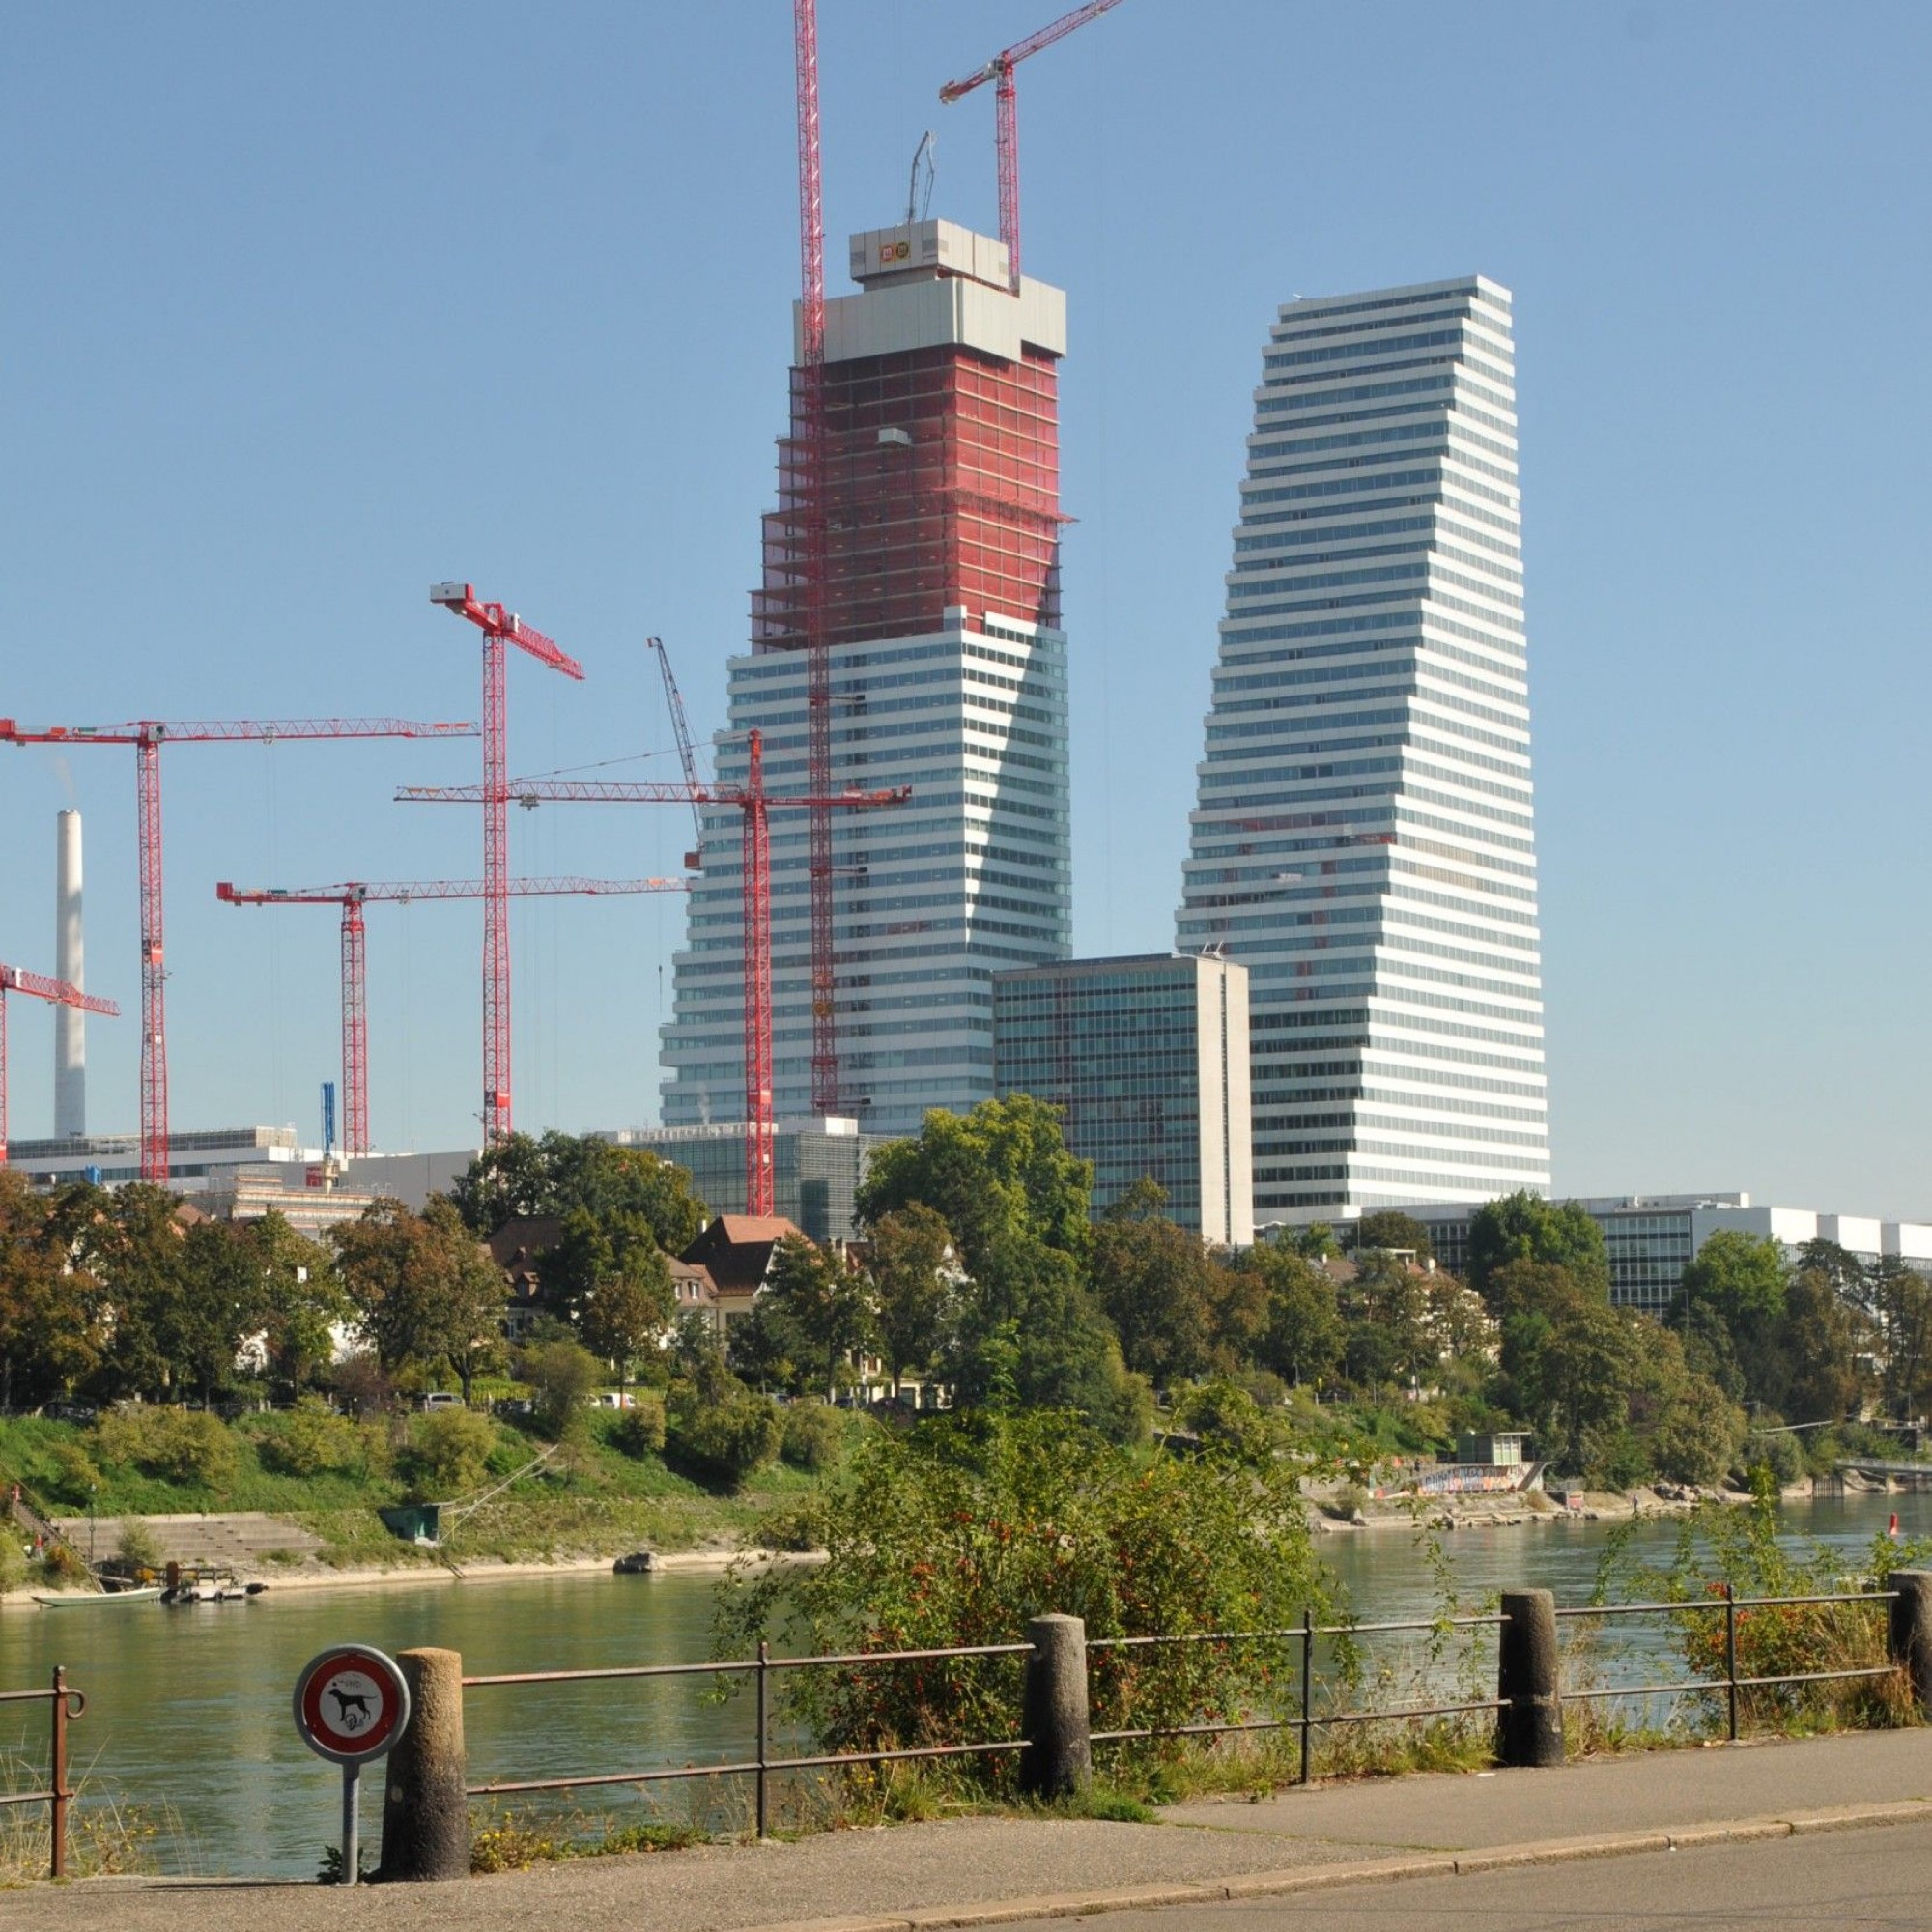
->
<box><xmin>55</xmin><ymin>809</ymin><xmax>85</xmax><ymax>1139</ymax></box>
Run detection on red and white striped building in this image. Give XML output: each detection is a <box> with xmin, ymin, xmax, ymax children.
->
<box><xmin>662</xmin><ymin>220</ymin><xmax>1073</xmax><ymax>1136</ymax></box>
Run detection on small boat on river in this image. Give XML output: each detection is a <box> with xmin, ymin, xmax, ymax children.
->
<box><xmin>34</xmin><ymin>1584</ymin><xmax>164</xmax><ymax>1608</ymax></box>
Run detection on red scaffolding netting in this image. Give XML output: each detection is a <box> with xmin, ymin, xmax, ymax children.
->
<box><xmin>753</xmin><ymin>342</ymin><xmax>1062</xmax><ymax>651</ymax></box>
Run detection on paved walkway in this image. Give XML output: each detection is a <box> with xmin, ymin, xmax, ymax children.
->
<box><xmin>12</xmin><ymin>1729</ymin><xmax>1932</xmax><ymax>1931</ymax></box>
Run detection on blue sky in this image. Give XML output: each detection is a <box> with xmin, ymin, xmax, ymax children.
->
<box><xmin>4</xmin><ymin>3</ymin><xmax>1928</xmax><ymax>1215</ymax></box>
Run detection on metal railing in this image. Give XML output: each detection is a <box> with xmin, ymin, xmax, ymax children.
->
<box><xmin>0</xmin><ymin>1667</ymin><xmax>85</xmax><ymax>1878</ymax></box>
<box><xmin>458</xmin><ymin>1584</ymin><xmax>1908</xmax><ymax>1826</ymax></box>
<box><xmin>1091</xmin><ymin>1612</ymin><xmax>1508</xmax><ymax>1783</ymax></box>
<box><xmin>1554</xmin><ymin>1586</ymin><xmax>1900</xmax><ymax>1743</ymax></box>
<box><xmin>1089</xmin><ymin>1586</ymin><xmax>1901</xmax><ymax>1772</ymax></box>
<box><xmin>464</xmin><ymin>1639</ymin><xmax>1032</xmax><ymax>1837</ymax></box>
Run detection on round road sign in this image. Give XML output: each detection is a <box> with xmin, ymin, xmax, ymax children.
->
<box><xmin>293</xmin><ymin>1645</ymin><xmax>412</xmax><ymax>1765</ymax></box>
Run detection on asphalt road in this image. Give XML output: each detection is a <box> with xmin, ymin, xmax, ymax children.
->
<box><xmin>977</xmin><ymin>1821</ymin><xmax>1932</xmax><ymax>1930</ymax></box>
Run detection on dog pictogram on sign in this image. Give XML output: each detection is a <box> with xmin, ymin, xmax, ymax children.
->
<box><xmin>294</xmin><ymin>1646</ymin><xmax>411</xmax><ymax>1765</ymax></box>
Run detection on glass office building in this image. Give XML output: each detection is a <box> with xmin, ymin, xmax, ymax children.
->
<box><xmin>1177</xmin><ymin>276</ymin><xmax>1549</xmax><ymax>1223</ymax></box>
<box><xmin>596</xmin><ymin>1119</ymin><xmax>876</xmax><ymax>1246</ymax></box>
<box><xmin>993</xmin><ymin>953</ymin><xmax>1253</xmax><ymax>1246</ymax></box>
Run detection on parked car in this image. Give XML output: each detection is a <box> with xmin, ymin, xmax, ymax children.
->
<box><xmin>593</xmin><ymin>1392</ymin><xmax>636</xmax><ymax>1410</ymax></box>
<box><xmin>419</xmin><ymin>1392</ymin><xmax>465</xmax><ymax>1411</ymax></box>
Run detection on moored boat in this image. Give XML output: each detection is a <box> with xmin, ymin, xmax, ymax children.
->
<box><xmin>33</xmin><ymin>1584</ymin><xmax>164</xmax><ymax>1607</ymax></box>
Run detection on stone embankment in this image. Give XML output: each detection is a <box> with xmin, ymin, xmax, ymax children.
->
<box><xmin>1305</xmin><ymin>1477</ymin><xmax>1760</xmax><ymax>1533</ymax></box>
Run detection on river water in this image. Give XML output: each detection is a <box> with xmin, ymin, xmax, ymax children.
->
<box><xmin>2</xmin><ymin>1492</ymin><xmax>1920</xmax><ymax>1879</ymax></box>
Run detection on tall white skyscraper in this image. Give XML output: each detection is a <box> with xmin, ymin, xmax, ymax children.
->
<box><xmin>660</xmin><ymin>221</ymin><xmax>1072</xmax><ymax>1137</ymax></box>
<box><xmin>1176</xmin><ymin>275</ymin><xmax>1549</xmax><ymax>1222</ymax></box>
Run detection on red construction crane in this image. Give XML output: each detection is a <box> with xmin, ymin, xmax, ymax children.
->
<box><xmin>939</xmin><ymin>0</ymin><xmax>1126</xmax><ymax>293</ymax></box>
<box><xmin>791</xmin><ymin>0</ymin><xmax>840</xmax><ymax>1117</ymax></box>
<box><xmin>0</xmin><ymin>965</ymin><xmax>118</xmax><ymax>1166</ymax></box>
<box><xmin>398</xmin><ymin>730</ymin><xmax>909</xmax><ymax>1216</ymax></box>
<box><xmin>0</xmin><ymin>715</ymin><xmax>477</xmax><ymax>1185</ymax></box>
<box><xmin>217</xmin><ymin>875</ymin><xmax>688</xmax><ymax>1156</ymax></box>
<box><xmin>644</xmin><ymin>636</ymin><xmax>705</xmax><ymax>860</ymax></box>
<box><xmin>429</xmin><ymin>582</ymin><xmax>587</xmax><ymax>1149</ymax></box>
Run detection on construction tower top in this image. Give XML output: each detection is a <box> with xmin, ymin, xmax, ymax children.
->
<box><xmin>800</xmin><ymin>218</ymin><xmax>1066</xmax><ymax>369</ymax></box>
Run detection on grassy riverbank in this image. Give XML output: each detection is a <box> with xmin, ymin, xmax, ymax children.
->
<box><xmin>0</xmin><ymin>1408</ymin><xmax>849</xmax><ymax>1583</ymax></box>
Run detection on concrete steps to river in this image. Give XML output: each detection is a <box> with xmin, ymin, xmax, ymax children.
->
<box><xmin>51</xmin><ymin>1512</ymin><xmax>324</xmax><ymax>1574</ymax></box>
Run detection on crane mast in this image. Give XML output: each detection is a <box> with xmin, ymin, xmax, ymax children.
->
<box><xmin>939</xmin><ymin>0</ymin><xmax>1127</xmax><ymax>292</ymax></box>
<box><xmin>792</xmin><ymin>0</ymin><xmax>839</xmax><ymax>1117</ymax></box>
<box><xmin>430</xmin><ymin>582</ymin><xmax>586</xmax><ymax>1148</ymax></box>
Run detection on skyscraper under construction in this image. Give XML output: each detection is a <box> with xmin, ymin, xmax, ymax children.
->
<box><xmin>660</xmin><ymin>219</ymin><xmax>1072</xmax><ymax>1137</ymax></box>
<box><xmin>1177</xmin><ymin>275</ymin><xmax>1550</xmax><ymax>1222</ymax></box>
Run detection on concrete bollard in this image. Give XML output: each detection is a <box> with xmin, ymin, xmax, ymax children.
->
<box><xmin>379</xmin><ymin>1647</ymin><xmax>469</xmax><ymax>1882</ymax></box>
<box><xmin>1020</xmin><ymin>1613</ymin><xmax>1091</xmax><ymax>1801</ymax></box>
<box><xmin>1496</xmin><ymin>1589</ymin><xmax>1564</xmax><ymax>1768</ymax></box>
<box><xmin>1888</xmin><ymin>1570</ymin><xmax>1932</xmax><ymax>1716</ymax></box>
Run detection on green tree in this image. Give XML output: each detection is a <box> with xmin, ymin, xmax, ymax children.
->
<box><xmin>1492</xmin><ymin>1264</ymin><xmax>1645</xmax><ymax>1471</ymax></box>
<box><xmin>83</xmin><ymin>1191</ymin><xmax>276</xmax><ymax>1406</ymax></box>
<box><xmin>515</xmin><ymin>1337</ymin><xmax>602</xmax><ymax>1440</ymax></box>
<box><xmin>1089</xmin><ymin>1210</ymin><xmax>1217</xmax><ymax>1386</ymax></box>
<box><xmin>666</xmin><ymin>1345</ymin><xmax>783</xmax><ymax>1484</ymax></box>
<box><xmin>451</xmin><ymin>1132</ymin><xmax>707</xmax><ymax>1253</ymax></box>
<box><xmin>1277</xmin><ymin>1223</ymin><xmax>1340</xmax><ymax>1261</ymax></box>
<box><xmin>1792</xmin><ymin>1238</ymin><xmax>1869</xmax><ymax>1302</ymax></box>
<box><xmin>249</xmin><ymin>1210</ymin><xmax>351</xmax><ymax>1396</ymax></box>
<box><xmin>0</xmin><ymin>1175</ymin><xmax>103</xmax><ymax>1409</ymax></box>
<box><xmin>867</xmin><ymin>1204</ymin><xmax>957</xmax><ymax>1394</ymax></box>
<box><xmin>1670</xmin><ymin>1231</ymin><xmax>1790</xmax><ymax>1408</ymax></box>
<box><xmin>1425</xmin><ymin>1273</ymin><xmax>1492</xmax><ymax>1362</ymax></box>
<box><xmin>855</xmin><ymin>1095</ymin><xmax>1093</xmax><ymax>1272</ymax></box>
<box><xmin>853</xmin><ymin>1100</ymin><xmax>1155</xmax><ymax>1436</ymax></box>
<box><xmin>1353</xmin><ymin>1210</ymin><xmax>1434</xmax><ymax>1261</ymax></box>
<box><xmin>1871</xmin><ymin>1258</ymin><xmax>1932</xmax><ymax>1420</ymax></box>
<box><xmin>79</xmin><ymin>1184</ymin><xmax>190</xmax><ymax>1401</ymax></box>
<box><xmin>1204</xmin><ymin>1250</ymin><xmax>1270</xmax><ymax>1371</ymax></box>
<box><xmin>1651</xmin><ymin>1378</ymin><xmax>1747</xmax><ymax>1485</ymax></box>
<box><xmin>332</xmin><ymin>1197</ymin><xmax>505</xmax><ymax>1401</ymax></box>
<box><xmin>1340</xmin><ymin>1252</ymin><xmax>1435</xmax><ymax>1393</ymax></box>
<box><xmin>548</xmin><ymin>1208</ymin><xmax>675</xmax><ymax>1385</ymax></box>
<box><xmin>175</xmin><ymin>1220</ymin><xmax>270</xmax><ymax>1405</ymax></box>
<box><xmin>760</xmin><ymin>1235</ymin><xmax>871</xmax><ymax>1399</ymax></box>
<box><xmin>1779</xmin><ymin>1266</ymin><xmax>1867</xmax><ymax>1424</ymax></box>
<box><xmin>410</xmin><ymin>1407</ymin><xmax>497</xmax><ymax>1498</ymax></box>
<box><xmin>1250</xmin><ymin>1245</ymin><xmax>1344</xmax><ymax>1389</ymax></box>
<box><xmin>947</xmin><ymin>1235</ymin><xmax>1149</xmax><ymax>1443</ymax></box>
<box><xmin>1467</xmin><ymin>1192</ymin><xmax>1611</xmax><ymax>1305</ymax></box>
<box><xmin>1104</xmin><ymin>1176</ymin><xmax>1171</xmax><ymax>1223</ymax></box>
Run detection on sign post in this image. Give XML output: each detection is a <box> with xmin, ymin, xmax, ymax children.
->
<box><xmin>293</xmin><ymin>1644</ymin><xmax>412</xmax><ymax>1886</ymax></box>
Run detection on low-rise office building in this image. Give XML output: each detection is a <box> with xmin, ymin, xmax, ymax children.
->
<box><xmin>1368</xmin><ymin>1194</ymin><xmax>1932</xmax><ymax>1316</ymax></box>
<box><xmin>993</xmin><ymin>952</ymin><xmax>1254</xmax><ymax>1246</ymax></box>
<box><xmin>600</xmin><ymin>1120</ymin><xmax>875</xmax><ymax>1245</ymax></box>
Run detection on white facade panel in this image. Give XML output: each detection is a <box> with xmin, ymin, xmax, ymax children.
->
<box><xmin>809</xmin><ymin>275</ymin><xmax>1065</xmax><ymax>366</ymax></box>
<box><xmin>1820</xmin><ymin>1214</ymin><xmax>1885</xmax><ymax>1255</ymax></box>
<box><xmin>1887</xmin><ymin>1223</ymin><xmax>1932</xmax><ymax>1264</ymax></box>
